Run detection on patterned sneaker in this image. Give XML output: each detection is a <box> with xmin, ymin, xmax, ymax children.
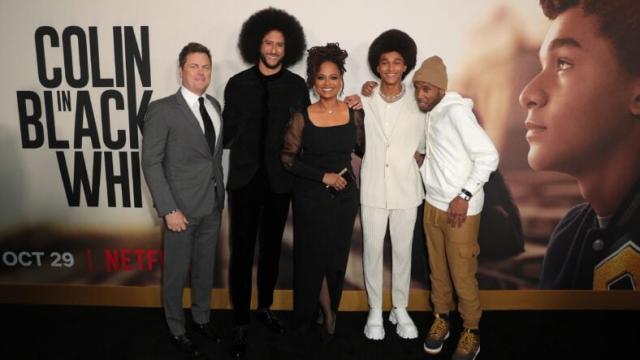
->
<box><xmin>423</xmin><ymin>313</ymin><xmax>450</xmax><ymax>354</ymax></box>
<box><xmin>451</xmin><ymin>328</ymin><xmax>480</xmax><ymax>360</ymax></box>
<box><xmin>388</xmin><ymin>307</ymin><xmax>418</xmax><ymax>339</ymax></box>
<box><xmin>364</xmin><ymin>308</ymin><xmax>385</xmax><ymax>340</ymax></box>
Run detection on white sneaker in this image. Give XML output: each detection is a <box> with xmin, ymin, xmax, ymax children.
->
<box><xmin>389</xmin><ymin>307</ymin><xmax>418</xmax><ymax>339</ymax></box>
<box><xmin>363</xmin><ymin>308</ymin><xmax>385</xmax><ymax>340</ymax></box>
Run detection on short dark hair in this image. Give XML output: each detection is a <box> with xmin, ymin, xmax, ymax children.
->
<box><xmin>238</xmin><ymin>7</ymin><xmax>306</xmax><ymax>68</ymax></box>
<box><xmin>305</xmin><ymin>43</ymin><xmax>348</xmax><ymax>89</ymax></box>
<box><xmin>178</xmin><ymin>42</ymin><xmax>211</xmax><ymax>68</ymax></box>
<box><xmin>367</xmin><ymin>29</ymin><xmax>417</xmax><ymax>79</ymax></box>
<box><xmin>540</xmin><ymin>0</ymin><xmax>640</xmax><ymax>75</ymax></box>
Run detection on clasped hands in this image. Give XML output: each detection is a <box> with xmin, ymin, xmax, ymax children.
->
<box><xmin>165</xmin><ymin>209</ymin><xmax>189</xmax><ymax>232</ymax></box>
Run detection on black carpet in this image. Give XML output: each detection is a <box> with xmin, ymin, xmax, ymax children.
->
<box><xmin>2</xmin><ymin>305</ymin><xmax>638</xmax><ymax>359</ymax></box>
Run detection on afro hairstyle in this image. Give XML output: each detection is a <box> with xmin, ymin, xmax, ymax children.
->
<box><xmin>238</xmin><ymin>7</ymin><xmax>306</xmax><ymax>68</ymax></box>
<box><xmin>367</xmin><ymin>29</ymin><xmax>417</xmax><ymax>79</ymax></box>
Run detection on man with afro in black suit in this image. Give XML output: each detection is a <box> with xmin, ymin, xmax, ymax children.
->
<box><xmin>223</xmin><ymin>8</ymin><xmax>309</xmax><ymax>359</ymax></box>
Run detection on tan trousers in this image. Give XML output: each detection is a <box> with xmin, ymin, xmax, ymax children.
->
<box><xmin>423</xmin><ymin>202</ymin><xmax>482</xmax><ymax>329</ymax></box>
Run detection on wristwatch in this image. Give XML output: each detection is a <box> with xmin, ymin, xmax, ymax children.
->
<box><xmin>458</xmin><ymin>189</ymin><xmax>472</xmax><ymax>201</ymax></box>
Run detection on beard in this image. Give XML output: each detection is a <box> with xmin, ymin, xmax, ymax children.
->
<box><xmin>422</xmin><ymin>102</ymin><xmax>438</xmax><ymax>112</ymax></box>
<box><xmin>260</xmin><ymin>54</ymin><xmax>283</xmax><ymax>70</ymax></box>
<box><xmin>418</xmin><ymin>91</ymin><xmax>445</xmax><ymax>112</ymax></box>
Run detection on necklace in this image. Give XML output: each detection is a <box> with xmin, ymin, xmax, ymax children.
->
<box><xmin>380</xmin><ymin>85</ymin><xmax>405</xmax><ymax>103</ymax></box>
<box><xmin>320</xmin><ymin>102</ymin><xmax>338</xmax><ymax>114</ymax></box>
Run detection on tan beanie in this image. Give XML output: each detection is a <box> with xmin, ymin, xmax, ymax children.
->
<box><xmin>412</xmin><ymin>56</ymin><xmax>447</xmax><ymax>90</ymax></box>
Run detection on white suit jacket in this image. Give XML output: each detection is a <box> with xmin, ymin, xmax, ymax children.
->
<box><xmin>360</xmin><ymin>90</ymin><xmax>425</xmax><ymax>210</ymax></box>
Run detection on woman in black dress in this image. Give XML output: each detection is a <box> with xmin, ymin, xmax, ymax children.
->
<box><xmin>281</xmin><ymin>43</ymin><xmax>364</xmax><ymax>336</ymax></box>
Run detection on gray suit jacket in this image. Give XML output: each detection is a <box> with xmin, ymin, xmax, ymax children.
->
<box><xmin>142</xmin><ymin>89</ymin><xmax>225</xmax><ymax>218</ymax></box>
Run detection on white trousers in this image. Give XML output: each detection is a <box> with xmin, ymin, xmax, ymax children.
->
<box><xmin>361</xmin><ymin>205</ymin><xmax>417</xmax><ymax>309</ymax></box>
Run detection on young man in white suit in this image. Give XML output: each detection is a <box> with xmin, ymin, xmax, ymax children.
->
<box><xmin>360</xmin><ymin>29</ymin><xmax>425</xmax><ymax>340</ymax></box>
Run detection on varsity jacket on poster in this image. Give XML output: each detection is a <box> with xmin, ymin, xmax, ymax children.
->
<box><xmin>540</xmin><ymin>181</ymin><xmax>640</xmax><ymax>290</ymax></box>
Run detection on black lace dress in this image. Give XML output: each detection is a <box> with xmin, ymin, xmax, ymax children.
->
<box><xmin>281</xmin><ymin>107</ymin><xmax>365</xmax><ymax>330</ymax></box>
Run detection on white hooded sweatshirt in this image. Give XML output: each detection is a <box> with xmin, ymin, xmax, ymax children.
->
<box><xmin>420</xmin><ymin>91</ymin><xmax>499</xmax><ymax>215</ymax></box>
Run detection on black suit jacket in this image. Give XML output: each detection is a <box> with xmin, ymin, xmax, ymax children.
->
<box><xmin>223</xmin><ymin>66</ymin><xmax>310</xmax><ymax>193</ymax></box>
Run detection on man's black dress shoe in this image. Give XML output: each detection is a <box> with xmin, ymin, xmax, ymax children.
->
<box><xmin>230</xmin><ymin>326</ymin><xmax>248</xmax><ymax>360</ymax></box>
<box><xmin>257</xmin><ymin>307</ymin><xmax>286</xmax><ymax>334</ymax></box>
<box><xmin>193</xmin><ymin>322</ymin><xmax>222</xmax><ymax>343</ymax></box>
<box><xmin>172</xmin><ymin>334</ymin><xmax>202</xmax><ymax>358</ymax></box>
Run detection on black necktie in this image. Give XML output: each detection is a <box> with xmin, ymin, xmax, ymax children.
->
<box><xmin>198</xmin><ymin>97</ymin><xmax>216</xmax><ymax>154</ymax></box>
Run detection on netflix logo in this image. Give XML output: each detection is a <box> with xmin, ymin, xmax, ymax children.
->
<box><xmin>103</xmin><ymin>248</ymin><xmax>163</xmax><ymax>272</ymax></box>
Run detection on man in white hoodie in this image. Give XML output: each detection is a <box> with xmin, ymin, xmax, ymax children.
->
<box><xmin>414</xmin><ymin>56</ymin><xmax>498</xmax><ymax>360</ymax></box>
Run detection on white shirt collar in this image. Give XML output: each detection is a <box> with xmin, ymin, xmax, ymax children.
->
<box><xmin>180</xmin><ymin>86</ymin><xmax>205</xmax><ymax>107</ymax></box>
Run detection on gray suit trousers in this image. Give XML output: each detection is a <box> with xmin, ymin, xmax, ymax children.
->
<box><xmin>163</xmin><ymin>207</ymin><xmax>221</xmax><ymax>336</ymax></box>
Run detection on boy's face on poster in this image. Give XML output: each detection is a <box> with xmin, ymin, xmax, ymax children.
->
<box><xmin>519</xmin><ymin>7</ymin><xmax>637</xmax><ymax>176</ymax></box>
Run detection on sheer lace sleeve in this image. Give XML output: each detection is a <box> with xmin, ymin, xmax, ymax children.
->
<box><xmin>281</xmin><ymin>112</ymin><xmax>325</xmax><ymax>182</ymax></box>
<box><xmin>353</xmin><ymin>109</ymin><xmax>365</xmax><ymax>158</ymax></box>
<box><xmin>281</xmin><ymin>112</ymin><xmax>304</xmax><ymax>170</ymax></box>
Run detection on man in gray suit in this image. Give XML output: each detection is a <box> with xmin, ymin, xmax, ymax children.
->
<box><xmin>142</xmin><ymin>42</ymin><xmax>224</xmax><ymax>358</ymax></box>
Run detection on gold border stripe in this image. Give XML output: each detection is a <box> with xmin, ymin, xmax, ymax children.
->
<box><xmin>1</xmin><ymin>284</ymin><xmax>639</xmax><ymax>310</ymax></box>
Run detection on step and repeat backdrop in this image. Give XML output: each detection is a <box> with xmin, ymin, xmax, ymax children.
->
<box><xmin>1</xmin><ymin>0</ymin><xmax>637</xmax><ymax>308</ymax></box>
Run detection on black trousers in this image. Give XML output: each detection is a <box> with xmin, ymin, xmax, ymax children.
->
<box><xmin>228</xmin><ymin>170</ymin><xmax>291</xmax><ymax>325</ymax></box>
